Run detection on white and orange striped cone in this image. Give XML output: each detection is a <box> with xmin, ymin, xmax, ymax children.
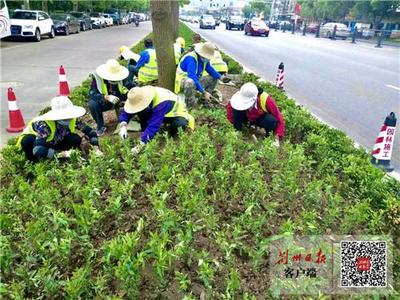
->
<box><xmin>6</xmin><ymin>87</ymin><xmax>26</xmax><ymax>133</ymax></box>
<box><xmin>275</xmin><ymin>62</ymin><xmax>285</xmax><ymax>91</ymax></box>
<box><xmin>59</xmin><ymin>65</ymin><xmax>70</xmax><ymax>96</ymax></box>
<box><xmin>371</xmin><ymin>112</ymin><xmax>396</xmax><ymax>172</ymax></box>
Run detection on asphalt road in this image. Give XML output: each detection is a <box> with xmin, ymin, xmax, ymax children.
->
<box><xmin>1</xmin><ymin>22</ymin><xmax>152</xmax><ymax>146</ymax></box>
<box><xmin>188</xmin><ymin>23</ymin><xmax>400</xmax><ymax>170</ymax></box>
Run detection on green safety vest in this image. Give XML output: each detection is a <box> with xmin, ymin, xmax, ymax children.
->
<box><xmin>152</xmin><ymin>87</ymin><xmax>195</xmax><ymax>130</ymax></box>
<box><xmin>17</xmin><ymin>118</ymin><xmax>77</xmax><ymax>149</ymax></box>
<box><xmin>175</xmin><ymin>52</ymin><xmax>206</xmax><ymax>94</ymax></box>
<box><xmin>202</xmin><ymin>56</ymin><xmax>228</xmax><ymax>75</ymax></box>
<box><xmin>93</xmin><ymin>73</ymin><xmax>128</xmax><ymax>96</ymax></box>
<box><xmin>138</xmin><ymin>49</ymin><xmax>158</xmax><ymax>83</ymax></box>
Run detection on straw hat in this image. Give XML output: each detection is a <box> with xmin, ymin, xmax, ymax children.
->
<box><xmin>194</xmin><ymin>42</ymin><xmax>215</xmax><ymax>60</ymax></box>
<box><xmin>96</xmin><ymin>59</ymin><xmax>129</xmax><ymax>81</ymax></box>
<box><xmin>230</xmin><ymin>83</ymin><xmax>258</xmax><ymax>111</ymax></box>
<box><xmin>124</xmin><ymin>86</ymin><xmax>155</xmax><ymax>114</ymax></box>
<box><xmin>38</xmin><ymin>96</ymin><xmax>86</xmax><ymax>121</ymax></box>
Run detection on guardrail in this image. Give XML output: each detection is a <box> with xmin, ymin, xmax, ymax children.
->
<box><xmin>270</xmin><ymin>22</ymin><xmax>400</xmax><ymax>48</ymax></box>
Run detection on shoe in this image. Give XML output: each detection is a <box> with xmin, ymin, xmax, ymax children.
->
<box><xmin>96</xmin><ymin>126</ymin><xmax>107</xmax><ymax>136</ymax></box>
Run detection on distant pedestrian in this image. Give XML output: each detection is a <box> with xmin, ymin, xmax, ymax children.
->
<box><xmin>88</xmin><ymin>59</ymin><xmax>129</xmax><ymax>136</ymax></box>
<box><xmin>17</xmin><ymin>96</ymin><xmax>102</xmax><ymax>162</ymax></box>
<box><xmin>226</xmin><ymin>82</ymin><xmax>285</xmax><ymax>146</ymax></box>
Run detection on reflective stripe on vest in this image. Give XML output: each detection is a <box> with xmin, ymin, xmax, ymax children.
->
<box><xmin>259</xmin><ymin>92</ymin><xmax>269</xmax><ymax>112</ymax></box>
<box><xmin>138</xmin><ymin>49</ymin><xmax>158</xmax><ymax>83</ymax></box>
<box><xmin>93</xmin><ymin>73</ymin><xmax>128</xmax><ymax>96</ymax></box>
<box><xmin>152</xmin><ymin>87</ymin><xmax>195</xmax><ymax>130</ymax></box>
<box><xmin>17</xmin><ymin>119</ymin><xmax>77</xmax><ymax>149</ymax></box>
<box><xmin>175</xmin><ymin>52</ymin><xmax>206</xmax><ymax>94</ymax></box>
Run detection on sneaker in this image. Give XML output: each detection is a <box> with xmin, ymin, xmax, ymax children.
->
<box><xmin>96</xmin><ymin>126</ymin><xmax>107</xmax><ymax>136</ymax></box>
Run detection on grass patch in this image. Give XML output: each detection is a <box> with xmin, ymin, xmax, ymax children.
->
<box><xmin>1</xmin><ymin>22</ymin><xmax>399</xmax><ymax>299</ymax></box>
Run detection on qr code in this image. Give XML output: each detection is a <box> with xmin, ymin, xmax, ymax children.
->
<box><xmin>340</xmin><ymin>241</ymin><xmax>387</xmax><ymax>288</ymax></box>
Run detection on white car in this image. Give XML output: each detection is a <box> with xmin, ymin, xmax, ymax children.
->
<box><xmin>10</xmin><ymin>9</ymin><xmax>54</xmax><ymax>42</ymax></box>
<box><xmin>103</xmin><ymin>14</ymin><xmax>114</xmax><ymax>26</ymax></box>
<box><xmin>89</xmin><ymin>12</ymin><xmax>106</xmax><ymax>28</ymax></box>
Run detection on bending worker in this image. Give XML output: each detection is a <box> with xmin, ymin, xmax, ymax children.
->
<box><xmin>132</xmin><ymin>38</ymin><xmax>158</xmax><ymax>85</ymax></box>
<box><xmin>88</xmin><ymin>59</ymin><xmax>129</xmax><ymax>136</ymax></box>
<box><xmin>118</xmin><ymin>86</ymin><xmax>194</xmax><ymax>154</ymax></box>
<box><xmin>18</xmin><ymin>96</ymin><xmax>101</xmax><ymax>162</ymax></box>
<box><xmin>175</xmin><ymin>42</ymin><xmax>221</xmax><ymax>107</ymax></box>
<box><xmin>226</xmin><ymin>82</ymin><xmax>285</xmax><ymax>146</ymax></box>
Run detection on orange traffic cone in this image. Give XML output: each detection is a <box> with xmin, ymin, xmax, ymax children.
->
<box><xmin>371</xmin><ymin>112</ymin><xmax>396</xmax><ymax>172</ymax></box>
<box><xmin>6</xmin><ymin>87</ymin><xmax>26</xmax><ymax>132</ymax></box>
<box><xmin>59</xmin><ymin>65</ymin><xmax>70</xmax><ymax>96</ymax></box>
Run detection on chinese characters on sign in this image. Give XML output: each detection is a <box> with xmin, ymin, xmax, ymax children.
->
<box><xmin>275</xmin><ymin>247</ymin><xmax>327</xmax><ymax>279</ymax></box>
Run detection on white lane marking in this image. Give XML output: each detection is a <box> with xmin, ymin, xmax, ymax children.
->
<box><xmin>385</xmin><ymin>84</ymin><xmax>400</xmax><ymax>91</ymax></box>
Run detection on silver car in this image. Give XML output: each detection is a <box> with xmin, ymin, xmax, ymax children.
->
<box><xmin>320</xmin><ymin>22</ymin><xmax>350</xmax><ymax>39</ymax></box>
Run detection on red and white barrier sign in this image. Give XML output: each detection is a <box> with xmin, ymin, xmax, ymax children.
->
<box><xmin>372</xmin><ymin>125</ymin><xmax>396</xmax><ymax>160</ymax></box>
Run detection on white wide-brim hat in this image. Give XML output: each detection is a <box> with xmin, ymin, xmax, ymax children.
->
<box><xmin>230</xmin><ymin>82</ymin><xmax>258</xmax><ymax>111</ymax></box>
<box><xmin>37</xmin><ymin>96</ymin><xmax>86</xmax><ymax>121</ymax></box>
<box><xmin>96</xmin><ymin>59</ymin><xmax>129</xmax><ymax>81</ymax></box>
<box><xmin>124</xmin><ymin>86</ymin><xmax>156</xmax><ymax>114</ymax></box>
<box><xmin>194</xmin><ymin>42</ymin><xmax>215</xmax><ymax>60</ymax></box>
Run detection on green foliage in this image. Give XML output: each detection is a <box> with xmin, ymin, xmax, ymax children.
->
<box><xmin>1</xmin><ymin>20</ymin><xmax>399</xmax><ymax>300</ymax></box>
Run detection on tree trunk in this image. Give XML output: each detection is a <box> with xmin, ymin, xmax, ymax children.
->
<box><xmin>42</xmin><ymin>1</ymin><xmax>48</xmax><ymax>12</ymax></box>
<box><xmin>150</xmin><ymin>0</ymin><xmax>176</xmax><ymax>91</ymax></box>
<box><xmin>171</xmin><ymin>0</ymin><xmax>179</xmax><ymax>40</ymax></box>
<box><xmin>23</xmin><ymin>0</ymin><xmax>30</xmax><ymax>10</ymax></box>
<box><xmin>73</xmin><ymin>1</ymin><xmax>79</xmax><ymax>12</ymax></box>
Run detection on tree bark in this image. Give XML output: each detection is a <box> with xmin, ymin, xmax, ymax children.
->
<box><xmin>171</xmin><ymin>0</ymin><xmax>179</xmax><ymax>40</ymax></box>
<box><xmin>150</xmin><ymin>0</ymin><xmax>176</xmax><ymax>91</ymax></box>
<box><xmin>42</xmin><ymin>1</ymin><xmax>48</xmax><ymax>12</ymax></box>
<box><xmin>23</xmin><ymin>0</ymin><xmax>30</xmax><ymax>10</ymax></box>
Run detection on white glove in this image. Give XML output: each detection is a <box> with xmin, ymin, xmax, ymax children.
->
<box><xmin>57</xmin><ymin>150</ymin><xmax>72</xmax><ymax>158</ymax></box>
<box><xmin>119</xmin><ymin>125</ymin><xmax>128</xmax><ymax>140</ymax></box>
<box><xmin>92</xmin><ymin>146</ymin><xmax>104</xmax><ymax>157</ymax></box>
<box><xmin>272</xmin><ymin>138</ymin><xmax>280</xmax><ymax>148</ymax></box>
<box><xmin>131</xmin><ymin>142</ymin><xmax>145</xmax><ymax>155</ymax></box>
<box><xmin>106</xmin><ymin>95</ymin><xmax>120</xmax><ymax>105</ymax></box>
<box><xmin>203</xmin><ymin>91</ymin><xmax>213</xmax><ymax>102</ymax></box>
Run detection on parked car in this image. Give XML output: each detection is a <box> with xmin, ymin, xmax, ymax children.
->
<box><xmin>306</xmin><ymin>22</ymin><xmax>319</xmax><ymax>33</ymax></box>
<box><xmin>199</xmin><ymin>14</ymin><xmax>216</xmax><ymax>29</ymax></box>
<box><xmin>10</xmin><ymin>10</ymin><xmax>54</xmax><ymax>42</ymax></box>
<box><xmin>103</xmin><ymin>13</ymin><xmax>114</xmax><ymax>26</ymax></box>
<box><xmin>226</xmin><ymin>15</ymin><xmax>244</xmax><ymax>30</ymax></box>
<box><xmin>320</xmin><ymin>22</ymin><xmax>350</xmax><ymax>39</ymax></box>
<box><xmin>244</xmin><ymin>18</ymin><xmax>270</xmax><ymax>37</ymax></box>
<box><xmin>90</xmin><ymin>12</ymin><xmax>105</xmax><ymax>28</ymax></box>
<box><xmin>104</xmin><ymin>8</ymin><xmax>122</xmax><ymax>25</ymax></box>
<box><xmin>51</xmin><ymin>13</ymin><xmax>80</xmax><ymax>35</ymax></box>
<box><xmin>215</xmin><ymin>17</ymin><xmax>221</xmax><ymax>26</ymax></box>
<box><xmin>69</xmin><ymin>11</ymin><xmax>92</xmax><ymax>31</ymax></box>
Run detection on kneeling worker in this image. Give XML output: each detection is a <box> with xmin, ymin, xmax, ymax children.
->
<box><xmin>118</xmin><ymin>86</ymin><xmax>194</xmax><ymax>154</ymax></box>
<box><xmin>18</xmin><ymin>96</ymin><xmax>101</xmax><ymax>162</ymax></box>
<box><xmin>226</xmin><ymin>83</ymin><xmax>285</xmax><ymax>146</ymax></box>
<box><xmin>175</xmin><ymin>42</ymin><xmax>222</xmax><ymax>107</ymax></box>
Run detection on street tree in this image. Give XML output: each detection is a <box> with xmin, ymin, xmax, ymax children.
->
<box><xmin>150</xmin><ymin>0</ymin><xmax>176</xmax><ymax>91</ymax></box>
<box><xmin>352</xmin><ymin>0</ymin><xmax>400</xmax><ymax>29</ymax></box>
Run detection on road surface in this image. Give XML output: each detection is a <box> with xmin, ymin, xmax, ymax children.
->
<box><xmin>1</xmin><ymin>22</ymin><xmax>152</xmax><ymax>145</ymax></box>
<box><xmin>188</xmin><ymin>23</ymin><xmax>400</xmax><ymax>170</ymax></box>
